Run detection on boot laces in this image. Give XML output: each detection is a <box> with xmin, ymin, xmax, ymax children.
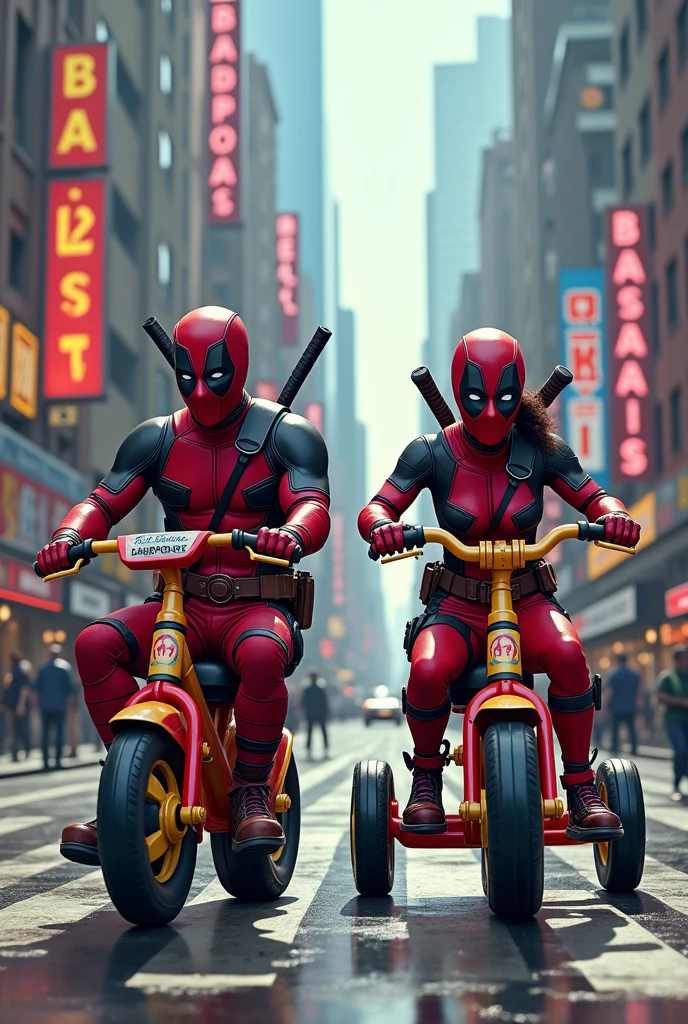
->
<box><xmin>233</xmin><ymin>783</ymin><xmax>270</xmax><ymax>820</ymax></box>
<box><xmin>570</xmin><ymin>782</ymin><xmax>605</xmax><ymax>813</ymax></box>
<box><xmin>411</xmin><ymin>768</ymin><xmax>442</xmax><ymax>805</ymax></box>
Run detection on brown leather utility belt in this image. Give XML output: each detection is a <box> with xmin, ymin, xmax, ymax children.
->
<box><xmin>184</xmin><ymin>571</ymin><xmax>299</xmax><ymax>604</ymax></box>
<box><xmin>181</xmin><ymin>570</ymin><xmax>315</xmax><ymax>629</ymax></box>
<box><xmin>420</xmin><ymin>560</ymin><xmax>558</xmax><ymax>606</ymax></box>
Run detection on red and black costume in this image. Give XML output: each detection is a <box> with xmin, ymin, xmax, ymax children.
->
<box><xmin>359</xmin><ymin>330</ymin><xmax>639</xmax><ymax>842</ymax></box>
<box><xmin>37</xmin><ymin>307</ymin><xmax>330</xmax><ymax>862</ymax></box>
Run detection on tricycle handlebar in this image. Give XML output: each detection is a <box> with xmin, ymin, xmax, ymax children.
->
<box><xmin>368</xmin><ymin>520</ymin><xmax>633</xmax><ymax>565</ymax></box>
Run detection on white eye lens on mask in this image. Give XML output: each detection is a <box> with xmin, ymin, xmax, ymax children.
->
<box><xmin>210</xmin><ymin>371</ymin><xmax>224</xmax><ymax>379</ymax></box>
<box><xmin>181</xmin><ymin>374</ymin><xmax>193</xmax><ymax>381</ymax></box>
<box><xmin>501</xmin><ymin>394</ymin><xmax>513</xmax><ymax>401</ymax></box>
<box><xmin>468</xmin><ymin>393</ymin><xmax>482</xmax><ymax>401</ymax></box>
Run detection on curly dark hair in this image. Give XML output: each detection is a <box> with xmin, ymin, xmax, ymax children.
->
<box><xmin>515</xmin><ymin>390</ymin><xmax>557</xmax><ymax>453</ymax></box>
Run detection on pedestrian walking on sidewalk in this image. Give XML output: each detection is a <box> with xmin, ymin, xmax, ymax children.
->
<box><xmin>606</xmin><ymin>652</ymin><xmax>640</xmax><ymax>755</ymax></box>
<box><xmin>302</xmin><ymin>669</ymin><xmax>330</xmax><ymax>761</ymax></box>
<box><xmin>656</xmin><ymin>645</ymin><xmax>688</xmax><ymax>801</ymax></box>
<box><xmin>1</xmin><ymin>655</ymin><xmax>33</xmax><ymax>761</ymax></box>
<box><xmin>35</xmin><ymin>644</ymin><xmax>75</xmax><ymax>771</ymax></box>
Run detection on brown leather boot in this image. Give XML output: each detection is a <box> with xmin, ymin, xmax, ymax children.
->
<box><xmin>400</xmin><ymin>755</ymin><xmax>447</xmax><ymax>834</ymax></box>
<box><xmin>565</xmin><ymin>782</ymin><xmax>624</xmax><ymax>842</ymax></box>
<box><xmin>229</xmin><ymin>762</ymin><xmax>285</xmax><ymax>856</ymax></box>
<box><xmin>60</xmin><ymin>819</ymin><xmax>100</xmax><ymax>866</ymax></box>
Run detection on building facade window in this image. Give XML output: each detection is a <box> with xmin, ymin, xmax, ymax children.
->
<box><xmin>109</xmin><ymin>329</ymin><xmax>139</xmax><ymax>402</ymax></box>
<box><xmin>678</xmin><ymin>1</ymin><xmax>688</xmax><ymax>69</ymax></box>
<box><xmin>112</xmin><ymin>188</ymin><xmax>140</xmax><ymax>260</ymax></box>
<box><xmin>159</xmin><ymin>54</ymin><xmax>173</xmax><ymax>97</ymax></box>
<box><xmin>651</xmin><ymin>280</ymin><xmax>660</xmax><ymax>352</ymax></box>
<box><xmin>95</xmin><ymin>18</ymin><xmax>109</xmax><ymax>41</ymax></box>
<box><xmin>117</xmin><ymin>55</ymin><xmax>141</xmax><ymax>130</ymax></box>
<box><xmin>682</xmin><ymin>124</ymin><xmax>688</xmax><ymax>185</ymax></box>
<box><xmin>670</xmin><ymin>387</ymin><xmax>682</xmax><ymax>453</ymax></box>
<box><xmin>662</xmin><ymin>159</ymin><xmax>675</xmax><ymax>214</ymax></box>
<box><xmin>658</xmin><ymin>45</ymin><xmax>671</xmax><ymax>110</ymax></box>
<box><xmin>158</xmin><ymin>130</ymin><xmax>173</xmax><ymax>186</ymax></box>
<box><xmin>655</xmin><ymin>403</ymin><xmax>664</xmax><ymax>474</ymax></box>
<box><xmin>635</xmin><ymin>0</ymin><xmax>648</xmax><ymax>45</ymax></box>
<box><xmin>622</xmin><ymin>137</ymin><xmax>634</xmax><ymax>198</ymax></box>
<box><xmin>9</xmin><ymin>230</ymin><xmax>28</xmax><ymax>295</ymax></box>
<box><xmin>666</xmin><ymin>256</ymin><xmax>679</xmax><ymax>328</ymax></box>
<box><xmin>67</xmin><ymin>0</ymin><xmax>84</xmax><ymax>32</ymax></box>
<box><xmin>13</xmin><ymin>15</ymin><xmax>33</xmax><ymax>151</ymax></box>
<box><xmin>619</xmin><ymin>23</ymin><xmax>630</xmax><ymax>86</ymax></box>
<box><xmin>638</xmin><ymin>96</ymin><xmax>652</xmax><ymax>166</ymax></box>
<box><xmin>157</xmin><ymin>242</ymin><xmax>172</xmax><ymax>301</ymax></box>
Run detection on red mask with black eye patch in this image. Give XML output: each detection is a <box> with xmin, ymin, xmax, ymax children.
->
<box><xmin>173</xmin><ymin>306</ymin><xmax>249</xmax><ymax>428</ymax></box>
<box><xmin>450</xmin><ymin>329</ymin><xmax>526</xmax><ymax>448</ymax></box>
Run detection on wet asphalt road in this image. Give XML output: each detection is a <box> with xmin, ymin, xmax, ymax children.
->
<box><xmin>0</xmin><ymin>720</ymin><xmax>687</xmax><ymax>1024</ymax></box>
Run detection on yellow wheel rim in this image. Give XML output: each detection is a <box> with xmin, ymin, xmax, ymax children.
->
<box><xmin>145</xmin><ymin>759</ymin><xmax>187</xmax><ymax>883</ymax></box>
<box><xmin>596</xmin><ymin>780</ymin><xmax>609</xmax><ymax>866</ymax></box>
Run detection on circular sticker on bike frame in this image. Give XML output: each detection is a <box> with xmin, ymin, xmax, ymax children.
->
<box><xmin>489</xmin><ymin>632</ymin><xmax>520</xmax><ymax>668</ymax></box>
<box><xmin>151</xmin><ymin>633</ymin><xmax>180</xmax><ymax>668</ymax></box>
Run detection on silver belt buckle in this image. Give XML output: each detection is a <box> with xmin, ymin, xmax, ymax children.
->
<box><xmin>206</xmin><ymin>574</ymin><xmax>235</xmax><ymax>604</ymax></box>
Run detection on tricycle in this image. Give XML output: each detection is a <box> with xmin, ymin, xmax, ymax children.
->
<box><xmin>350</xmin><ymin>521</ymin><xmax>646</xmax><ymax>919</ymax></box>
<box><xmin>40</xmin><ymin>528</ymin><xmax>301</xmax><ymax>927</ymax></box>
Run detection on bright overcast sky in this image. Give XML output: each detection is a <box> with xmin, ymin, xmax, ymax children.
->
<box><xmin>324</xmin><ymin>0</ymin><xmax>511</xmax><ymax>636</ymax></box>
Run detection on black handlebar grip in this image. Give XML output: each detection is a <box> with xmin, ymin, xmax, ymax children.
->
<box><xmin>34</xmin><ymin>539</ymin><xmax>95</xmax><ymax>578</ymax></box>
<box><xmin>33</xmin><ymin>561</ymin><xmax>45</xmax><ymax>579</ymax></box>
<box><xmin>402</xmin><ymin>526</ymin><xmax>426</xmax><ymax>549</ymax></box>
<box><xmin>232</xmin><ymin>529</ymin><xmax>302</xmax><ymax>565</ymax></box>
<box><xmin>577</xmin><ymin>521</ymin><xmax>606</xmax><ymax>542</ymax></box>
<box><xmin>538</xmin><ymin>365</ymin><xmax>574</xmax><ymax>408</ymax></box>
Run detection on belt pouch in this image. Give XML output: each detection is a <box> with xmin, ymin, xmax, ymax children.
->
<box><xmin>535</xmin><ymin>560</ymin><xmax>558</xmax><ymax>594</ymax></box>
<box><xmin>294</xmin><ymin>572</ymin><xmax>315</xmax><ymax>629</ymax></box>
<box><xmin>419</xmin><ymin>561</ymin><xmax>442</xmax><ymax>605</ymax></box>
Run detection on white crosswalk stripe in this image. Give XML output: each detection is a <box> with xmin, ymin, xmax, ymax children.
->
<box><xmin>0</xmin><ymin>870</ymin><xmax>108</xmax><ymax>948</ymax></box>
<box><xmin>0</xmin><ymin>844</ymin><xmax>66</xmax><ymax>891</ymax></box>
<box><xmin>0</xmin><ymin>816</ymin><xmax>51</xmax><ymax>838</ymax></box>
<box><xmin>0</xmin><ymin>781</ymin><xmax>96</xmax><ymax>812</ymax></box>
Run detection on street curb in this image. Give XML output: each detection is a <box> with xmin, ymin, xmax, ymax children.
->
<box><xmin>0</xmin><ymin>755</ymin><xmax>102</xmax><ymax>781</ymax></box>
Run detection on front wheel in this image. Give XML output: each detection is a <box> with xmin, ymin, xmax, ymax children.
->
<box><xmin>594</xmin><ymin>758</ymin><xmax>645</xmax><ymax>891</ymax></box>
<box><xmin>351</xmin><ymin>760</ymin><xmax>395</xmax><ymax>896</ymax></box>
<box><xmin>98</xmin><ymin>726</ymin><xmax>197</xmax><ymax>927</ymax></box>
<box><xmin>211</xmin><ymin>755</ymin><xmax>301</xmax><ymax>901</ymax></box>
<box><xmin>483</xmin><ymin>719</ymin><xmax>544</xmax><ymax>920</ymax></box>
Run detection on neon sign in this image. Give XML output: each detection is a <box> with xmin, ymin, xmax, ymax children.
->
<box><xmin>605</xmin><ymin>207</ymin><xmax>653</xmax><ymax>481</ymax></box>
<box><xmin>276</xmin><ymin>213</ymin><xmax>299</xmax><ymax>345</ymax></box>
<box><xmin>207</xmin><ymin>1</ymin><xmax>241</xmax><ymax>223</ymax></box>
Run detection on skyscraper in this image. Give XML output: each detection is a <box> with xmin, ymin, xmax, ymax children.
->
<box><xmin>243</xmin><ymin>0</ymin><xmax>325</xmax><ymax>323</ymax></box>
<box><xmin>425</xmin><ymin>16</ymin><xmax>512</xmax><ymax>419</ymax></box>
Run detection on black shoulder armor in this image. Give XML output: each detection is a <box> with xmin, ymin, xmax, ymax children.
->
<box><xmin>236</xmin><ymin>399</ymin><xmax>285</xmax><ymax>455</ymax></box>
<box><xmin>271</xmin><ymin>411</ymin><xmax>329</xmax><ymax>495</ymax></box>
<box><xmin>100</xmin><ymin>417</ymin><xmax>172</xmax><ymax>495</ymax></box>
<box><xmin>544</xmin><ymin>434</ymin><xmax>591</xmax><ymax>491</ymax></box>
<box><xmin>388</xmin><ymin>436</ymin><xmax>434</xmax><ymax>493</ymax></box>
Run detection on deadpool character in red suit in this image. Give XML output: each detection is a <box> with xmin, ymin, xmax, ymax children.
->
<box><xmin>358</xmin><ymin>329</ymin><xmax>640</xmax><ymax>842</ymax></box>
<box><xmin>37</xmin><ymin>307</ymin><xmax>330</xmax><ymax>865</ymax></box>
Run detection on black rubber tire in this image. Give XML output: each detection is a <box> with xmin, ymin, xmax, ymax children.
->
<box><xmin>480</xmin><ymin>848</ymin><xmax>488</xmax><ymax>896</ymax></box>
<box><xmin>593</xmin><ymin>757</ymin><xmax>645</xmax><ymax>892</ymax></box>
<box><xmin>351</xmin><ymin>760</ymin><xmax>395</xmax><ymax>897</ymax></box>
<box><xmin>98</xmin><ymin>727</ymin><xmax>197</xmax><ymax>927</ymax></box>
<box><xmin>483</xmin><ymin>720</ymin><xmax>544</xmax><ymax>920</ymax></box>
<box><xmin>211</xmin><ymin>755</ymin><xmax>301</xmax><ymax>901</ymax></box>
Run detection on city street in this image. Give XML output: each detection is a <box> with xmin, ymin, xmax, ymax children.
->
<box><xmin>0</xmin><ymin>721</ymin><xmax>686</xmax><ymax>1023</ymax></box>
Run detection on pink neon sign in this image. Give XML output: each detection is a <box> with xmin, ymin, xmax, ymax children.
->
<box><xmin>605</xmin><ymin>207</ymin><xmax>653</xmax><ymax>481</ymax></box>
<box><xmin>276</xmin><ymin>213</ymin><xmax>299</xmax><ymax>345</ymax></box>
<box><xmin>207</xmin><ymin>1</ymin><xmax>241</xmax><ymax>224</ymax></box>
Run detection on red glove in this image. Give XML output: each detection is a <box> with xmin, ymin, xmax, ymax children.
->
<box><xmin>255</xmin><ymin>527</ymin><xmax>301</xmax><ymax>561</ymax></box>
<box><xmin>369</xmin><ymin>521</ymin><xmax>406</xmax><ymax>557</ymax></box>
<box><xmin>596</xmin><ymin>513</ymin><xmax>640</xmax><ymax>548</ymax></box>
<box><xmin>35</xmin><ymin>534</ymin><xmax>80</xmax><ymax>576</ymax></box>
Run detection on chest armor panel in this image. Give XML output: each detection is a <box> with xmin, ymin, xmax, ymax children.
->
<box><xmin>432</xmin><ymin>457</ymin><xmax>544</xmax><ymax>541</ymax></box>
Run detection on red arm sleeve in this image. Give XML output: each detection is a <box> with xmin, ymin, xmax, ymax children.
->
<box><xmin>54</xmin><ymin>478</ymin><xmax>149</xmax><ymax>542</ymax></box>
<box><xmin>279</xmin><ymin>483</ymin><xmax>330</xmax><ymax>555</ymax></box>
<box><xmin>358</xmin><ymin>436</ymin><xmax>433</xmax><ymax>541</ymax></box>
<box><xmin>273</xmin><ymin>412</ymin><xmax>331</xmax><ymax>555</ymax></box>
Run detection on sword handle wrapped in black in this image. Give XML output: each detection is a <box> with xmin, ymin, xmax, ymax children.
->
<box><xmin>277</xmin><ymin>326</ymin><xmax>332</xmax><ymax>408</ymax></box>
<box><xmin>411</xmin><ymin>366</ymin><xmax>456</xmax><ymax>429</ymax></box>
<box><xmin>143</xmin><ymin>316</ymin><xmax>175</xmax><ymax>369</ymax></box>
<box><xmin>538</xmin><ymin>365</ymin><xmax>573</xmax><ymax>408</ymax></box>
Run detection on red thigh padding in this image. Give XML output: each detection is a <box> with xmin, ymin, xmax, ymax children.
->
<box><xmin>74</xmin><ymin>603</ymin><xmax>159</xmax><ymax>743</ymax></box>
<box><xmin>519</xmin><ymin>596</ymin><xmax>595</xmax><ymax>783</ymax></box>
<box><xmin>224</xmin><ymin>608</ymin><xmax>293</xmax><ymax>767</ymax></box>
<box><xmin>406</xmin><ymin>624</ymin><xmax>472</xmax><ymax>768</ymax></box>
